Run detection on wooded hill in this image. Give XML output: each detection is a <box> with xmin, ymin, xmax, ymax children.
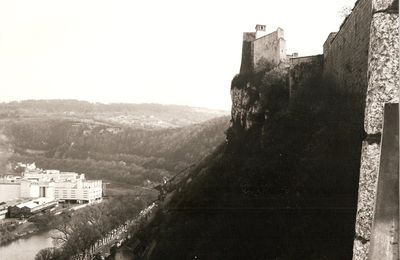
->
<box><xmin>0</xmin><ymin>101</ymin><xmax>230</xmax><ymax>187</ymax></box>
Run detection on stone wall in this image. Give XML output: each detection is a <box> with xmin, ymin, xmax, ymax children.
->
<box><xmin>288</xmin><ymin>55</ymin><xmax>323</xmax><ymax>97</ymax></box>
<box><xmin>240</xmin><ymin>32</ymin><xmax>256</xmax><ymax>74</ymax></box>
<box><xmin>323</xmin><ymin>0</ymin><xmax>372</xmax><ymax>97</ymax></box>
<box><xmin>353</xmin><ymin>0</ymin><xmax>399</xmax><ymax>259</ymax></box>
<box><xmin>236</xmin><ymin>4</ymin><xmax>398</xmax><ymax>257</ymax></box>
<box><xmin>239</xmin><ymin>28</ymin><xmax>286</xmax><ymax>74</ymax></box>
<box><xmin>253</xmin><ymin>28</ymin><xmax>286</xmax><ymax>70</ymax></box>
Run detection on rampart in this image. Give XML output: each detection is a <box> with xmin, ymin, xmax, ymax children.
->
<box><xmin>322</xmin><ymin>0</ymin><xmax>399</xmax><ymax>258</ymax></box>
<box><xmin>352</xmin><ymin>0</ymin><xmax>399</xmax><ymax>259</ymax></box>
<box><xmin>238</xmin><ymin>0</ymin><xmax>398</xmax><ymax>258</ymax></box>
<box><xmin>288</xmin><ymin>55</ymin><xmax>323</xmax><ymax>97</ymax></box>
<box><xmin>323</xmin><ymin>0</ymin><xmax>372</xmax><ymax>97</ymax></box>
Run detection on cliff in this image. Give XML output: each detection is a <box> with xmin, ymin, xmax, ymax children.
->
<box><xmin>126</xmin><ymin>59</ymin><xmax>365</xmax><ymax>258</ymax></box>
<box><xmin>124</xmin><ymin>0</ymin><xmax>399</xmax><ymax>258</ymax></box>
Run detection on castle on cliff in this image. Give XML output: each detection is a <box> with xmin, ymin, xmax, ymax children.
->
<box><xmin>240</xmin><ymin>24</ymin><xmax>323</xmax><ymax>97</ymax></box>
<box><xmin>239</xmin><ymin>0</ymin><xmax>399</xmax><ymax>255</ymax></box>
<box><xmin>240</xmin><ymin>25</ymin><xmax>297</xmax><ymax>74</ymax></box>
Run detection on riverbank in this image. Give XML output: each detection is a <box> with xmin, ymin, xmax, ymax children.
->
<box><xmin>0</xmin><ymin>203</ymin><xmax>80</xmax><ymax>246</ymax></box>
<box><xmin>0</xmin><ymin>219</ymin><xmax>41</xmax><ymax>246</ymax></box>
<box><xmin>0</xmin><ymin>229</ymin><xmax>56</xmax><ymax>260</ymax></box>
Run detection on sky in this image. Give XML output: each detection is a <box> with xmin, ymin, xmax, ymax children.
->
<box><xmin>0</xmin><ymin>0</ymin><xmax>356</xmax><ymax>110</ymax></box>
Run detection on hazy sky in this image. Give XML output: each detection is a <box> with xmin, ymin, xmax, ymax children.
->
<box><xmin>0</xmin><ymin>0</ymin><xmax>356</xmax><ymax>110</ymax></box>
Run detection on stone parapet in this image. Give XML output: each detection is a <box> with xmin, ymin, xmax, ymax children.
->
<box><xmin>364</xmin><ymin>12</ymin><xmax>399</xmax><ymax>134</ymax></box>
<box><xmin>352</xmin><ymin>0</ymin><xmax>399</xmax><ymax>258</ymax></box>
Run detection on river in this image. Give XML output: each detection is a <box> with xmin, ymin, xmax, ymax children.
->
<box><xmin>0</xmin><ymin>230</ymin><xmax>56</xmax><ymax>260</ymax></box>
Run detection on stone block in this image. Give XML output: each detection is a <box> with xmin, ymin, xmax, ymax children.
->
<box><xmin>364</xmin><ymin>13</ymin><xmax>399</xmax><ymax>134</ymax></box>
<box><xmin>354</xmin><ymin>142</ymin><xmax>381</xmax><ymax>240</ymax></box>
<box><xmin>353</xmin><ymin>239</ymin><xmax>369</xmax><ymax>260</ymax></box>
<box><xmin>372</xmin><ymin>0</ymin><xmax>399</xmax><ymax>12</ymax></box>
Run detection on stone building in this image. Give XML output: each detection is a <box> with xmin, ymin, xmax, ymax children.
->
<box><xmin>240</xmin><ymin>25</ymin><xmax>288</xmax><ymax>73</ymax></box>
<box><xmin>8</xmin><ymin>197</ymin><xmax>57</xmax><ymax>219</ymax></box>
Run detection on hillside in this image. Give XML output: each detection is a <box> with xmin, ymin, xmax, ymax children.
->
<box><xmin>0</xmin><ymin>101</ymin><xmax>230</xmax><ymax>187</ymax></box>
<box><xmin>128</xmin><ymin>63</ymin><xmax>365</xmax><ymax>259</ymax></box>
<box><xmin>0</xmin><ymin>100</ymin><xmax>228</xmax><ymax>129</ymax></box>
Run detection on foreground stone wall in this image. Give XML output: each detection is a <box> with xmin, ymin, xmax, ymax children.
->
<box><xmin>353</xmin><ymin>0</ymin><xmax>399</xmax><ymax>258</ymax></box>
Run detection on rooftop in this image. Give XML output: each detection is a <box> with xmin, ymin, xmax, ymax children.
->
<box><xmin>16</xmin><ymin>197</ymin><xmax>55</xmax><ymax>209</ymax></box>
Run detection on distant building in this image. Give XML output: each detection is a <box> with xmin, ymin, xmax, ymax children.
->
<box><xmin>240</xmin><ymin>25</ymin><xmax>288</xmax><ymax>73</ymax></box>
<box><xmin>23</xmin><ymin>166</ymin><xmax>102</xmax><ymax>204</ymax></box>
<box><xmin>0</xmin><ymin>182</ymin><xmax>21</xmax><ymax>202</ymax></box>
<box><xmin>0</xmin><ymin>203</ymin><xmax>9</xmax><ymax>220</ymax></box>
<box><xmin>1</xmin><ymin>175</ymin><xmax>22</xmax><ymax>182</ymax></box>
<box><xmin>23</xmin><ymin>169</ymin><xmax>85</xmax><ymax>182</ymax></box>
<box><xmin>1</xmin><ymin>163</ymin><xmax>102</xmax><ymax>205</ymax></box>
<box><xmin>0</xmin><ymin>179</ymin><xmax>53</xmax><ymax>201</ymax></box>
<box><xmin>8</xmin><ymin>197</ymin><xmax>57</xmax><ymax>219</ymax></box>
<box><xmin>53</xmin><ymin>179</ymin><xmax>102</xmax><ymax>204</ymax></box>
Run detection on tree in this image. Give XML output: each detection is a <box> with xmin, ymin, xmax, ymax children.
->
<box><xmin>48</xmin><ymin>194</ymin><xmax>145</xmax><ymax>259</ymax></box>
<box><xmin>35</xmin><ymin>247</ymin><xmax>62</xmax><ymax>260</ymax></box>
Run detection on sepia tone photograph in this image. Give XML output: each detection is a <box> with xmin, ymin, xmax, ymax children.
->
<box><xmin>0</xmin><ymin>0</ymin><xmax>398</xmax><ymax>259</ymax></box>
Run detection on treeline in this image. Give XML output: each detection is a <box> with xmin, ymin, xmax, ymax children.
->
<box><xmin>35</xmin><ymin>195</ymin><xmax>145</xmax><ymax>260</ymax></box>
<box><xmin>6</xmin><ymin>116</ymin><xmax>229</xmax><ymax>185</ymax></box>
<box><xmin>0</xmin><ymin>100</ymin><xmax>219</xmax><ymax>114</ymax></box>
<box><xmin>0</xmin><ymin>100</ymin><xmax>227</xmax><ymax>128</ymax></box>
<box><xmin>11</xmin><ymin>155</ymin><xmax>167</xmax><ymax>185</ymax></box>
<box><xmin>0</xmin><ymin>223</ymin><xmax>18</xmax><ymax>245</ymax></box>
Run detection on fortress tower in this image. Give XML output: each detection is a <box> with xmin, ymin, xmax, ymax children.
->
<box><xmin>255</xmin><ymin>24</ymin><xmax>267</xmax><ymax>39</ymax></box>
<box><xmin>240</xmin><ymin>25</ymin><xmax>287</xmax><ymax>74</ymax></box>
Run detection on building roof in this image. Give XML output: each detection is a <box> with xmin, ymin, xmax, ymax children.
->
<box><xmin>15</xmin><ymin>197</ymin><xmax>55</xmax><ymax>209</ymax></box>
<box><xmin>0</xmin><ymin>198</ymin><xmax>31</xmax><ymax>210</ymax></box>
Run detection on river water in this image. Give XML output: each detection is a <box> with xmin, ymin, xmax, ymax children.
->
<box><xmin>0</xmin><ymin>230</ymin><xmax>56</xmax><ymax>260</ymax></box>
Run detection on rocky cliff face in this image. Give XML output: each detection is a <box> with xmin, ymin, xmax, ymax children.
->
<box><xmin>128</xmin><ymin>59</ymin><xmax>364</xmax><ymax>259</ymax></box>
<box><xmin>124</xmin><ymin>1</ymin><xmax>399</xmax><ymax>258</ymax></box>
<box><xmin>230</xmin><ymin>63</ymin><xmax>289</xmax><ymax>131</ymax></box>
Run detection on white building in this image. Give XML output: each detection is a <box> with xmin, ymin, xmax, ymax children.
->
<box><xmin>0</xmin><ymin>179</ymin><xmax>40</xmax><ymax>199</ymax></box>
<box><xmin>53</xmin><ymin>179</ymin><xmax>102</xmax><ymax>204</ymax></box>
<box><xmin>23</xmin><ymin>169</ymin><xmax>102</xmax><ymax>203</ymax></box>
<box><xmin>1</xmin><ymin>164</ymin><xmax>102</xmax><ymax>204</ymax></box>
<box><xmin>20</xmin><ymin>180</ymin><xmax>39</xmax><ymax>198</ymax></box>
<box><xmin>23</xmin><ymin>169</ymin><xmax>85</xmax><ymax>183</ymax></box>
<box><xmin>0</xmin><ymin>183</ymin><xmax>21</xmax><ymax>203</ymax></box>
